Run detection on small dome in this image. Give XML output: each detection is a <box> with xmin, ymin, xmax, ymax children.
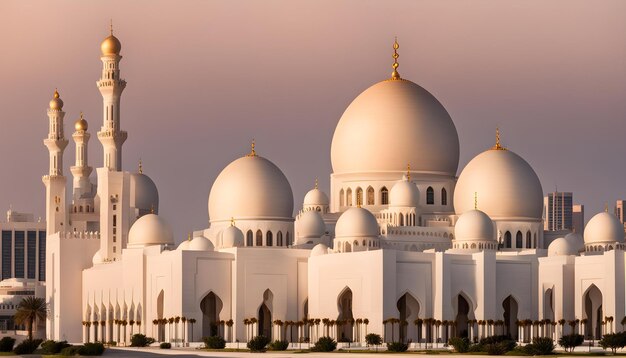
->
<box><xmin>304</xmin><ymin>188</ymin><xmax>329</xmax><ymax>207</ymax></box>
<box><xmin>130</xmin><ymin>172</ymin><xmax>159</xmax><ymax>214</ymax></box>
<box><xmin>331</xmin><ymin>79</ymin><xmax>459</xmax><ymax>176</ymax></box>
<box><xmin>389</xmin><ymin>175</ymin><xmax>420</xmax><ymax>207</ymax></box>
<box><xmin>548</xmin><ymin>236</ymin><xmax>580</xmax><ymax>256</ymax></box>
<box><xmin>335</xmin><ymin>207</ymin><xmax>379</xmax><ymax>239</ymax></box>
<box><xmin>75</xmin><ymin>113</ymin><xmax>88</xmax><ymax>131</ymax></box>
<box><xmin>128</xmin><ymin>214</ymin><xmax>174</xmax><ymax>247</ymax></box>
<box><xmin>298</xmin><ymin>211</ymin><xmax>326</xmax><ymax>239</ymax></box>
<box><xmin>188</xmin><ymin>236</ymin><xmax>214</xmax><ymax>251</ymax></box>
<box><xmin>584</xmin><ymin>212</ymin><xmax>625</xmax><ymax>244</ymax></box>
<box><xmin>177</xmin><ymin>240</ymin><xmax>191</xmax><ymax>251</ymax></box>
<box><xmin>49</xmin><ymin>90</ymin><xmax>63</xmax><ymax>110</ymax></box>
<box><xmin>454</xmin><ymin>209</ymin><xmax>494</xmax><ymax>242</ymax></box>
<box><xmin>454</xmin><ymin>148</ymin><xmax>543</xmax><ymax>219</ymax></box>
<box><xmin>101</xmin><ymin>35</ymin><xmax>121</xmax><ymax>55</ymax></box>
<box><xmin>222</xmin><ymin>225</ymin><xmax>244</xmax><ymax>248</ymax></box>
<box><xmin>92</xmin><ymin>250</ymin><xmax>104</xmax><ymax>264</ymax></box>
<box><xmin>310</xmin><ymin>243</ymin><xmax>329</xmax><ymax>257</ymax></box>
<box><xmin>208</xmin><ymin>154</ymin><xmax>294</xmax><ymax>223</ymax></box>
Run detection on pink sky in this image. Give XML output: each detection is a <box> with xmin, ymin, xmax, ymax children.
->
<box><xmin>1</xmin><ymin>0</ymin><xmax>625</xmax><ymax>240</ymax></box>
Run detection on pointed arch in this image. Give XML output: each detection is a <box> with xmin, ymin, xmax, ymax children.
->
<box><xmin>526</xmin><ymin>231</ymin><xmax>532</xmax><ymax>248</ymax></box>
<box><xmin>339</xmin><ymin>189</ymin><xmax>345</xmax><ymax>207</ymax></box>
<box><xmin>381</xmin><ymin>187</ymin><xmax>389</xmax><ymax>205</ymax></box>
<box><xmin>426</xmin><ymin>187</ymin><xmax>434</xmax><ymax>205</ymax></box>
<box><xmin>277</xmin><ymin>231</ymin><xmax>283</xmax><ymax>246</ymax></box>
<box><xmin>583</xmin><ymin>284</ymin><xmax>603</xmax><ymax>339</ymax></box>
<box><xmin>346</xmin><ymin>188</ymin><xmax>353</xmax><ymax>207</ymax></box>
<box><xmin>516</xmin><ymin>231</ymin><xmax>523</xmax><ymax>248</ymax></box>
<box><xmin>504</xmin><ymin>231</ymin><xmax>512</xmax><ymax>248</ymax></box>
<box><xmin>366</xmin><ymin>186</ymin><xmax>375</xmax><ymax>205</ymax></box>
<box><xmin>441</xmin><ymin>188</ymin><xmax>447</xmax><ymax>206</ymax></box>
<box><xmin>397</xmin><ymin>292</ymin><xmax>420</xmax><ymax>343</ymax></box>
<box><xmin>453</xmin><ymin>291</ymin><xmax>475</xmax><ymax>338</ymax></box>
<box><xmin>337</xmin><ymin>287</ymin><xmax>353</xmax><ymax>341</ymax></box>
<box><xmin>256</xmin><ymin>230</ymin><xmax>263</xmax><ymax>246</ymax></box>
<box><xmin>266</xmin><ymin>231</ymin><xmax>273</xmax><ymax>246</ymax></box>
<box><xmin>502</xmin><ymin>295</ymin><xmax>519</xmax><ymax>339</ymax></box>
<box><xmin>356</xmin><ymin>187</ymin><xmax>363</xmax><ymax>206</ymax></box>
<box><xmin>246</xmin><ymin>230</ymin><xmax>253</xmax><ymax>247</ymax></box>
<box><xmin>258</xmin><ymin>289</ymin><xmax>273</xmax><ymax>339</ymax></box>
<box><xmin>200</xmin><ymin>291</ymin><xmax>223</xmax><ymax>338</ymax></box>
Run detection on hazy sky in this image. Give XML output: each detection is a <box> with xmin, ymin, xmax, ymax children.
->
<box><xmin>1</xmin><ymin>0</ymin><xmax>625</xmax><ymax>241</ymax></box>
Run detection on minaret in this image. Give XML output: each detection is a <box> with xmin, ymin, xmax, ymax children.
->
<box><xmin>42</xmin><ymin>89</ymin><xmax>68</xmax><ymax>235</ymax></box>
<box><xmin>97</xmin><ymin>22</ymin><xmax>127</xmax><ymax>171</ymax></box>
<box><xmin>70</xmin><ymin>112</ymin><xmax>93</xmax><ymax>198</ymax></box>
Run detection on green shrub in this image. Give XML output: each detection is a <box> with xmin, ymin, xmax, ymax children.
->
<box><xmin>312</xmin><ymin>336</ymin><xmax>337</xmax><ymax>352</ymax></box>
<box><xmin>448</xmin><ymin>337</ymin><xmax>470</xmax><ymax>353</ymax></box>
<box><xmin>160</xmin><ymin>342</ymin><xmax>171</xmax><ymax>349</ymax></box>
<box><xmin>60</xmin><ymin>345</ymin><xmax>81</xmax><ymax>356</ymax></box>
<box><xmin>520</xmin><ymin>337</ymin><xmax>554</xmax><ymax>355</ymax></box>
<box><xmin>204</xmin><ymin>335</ymin><xmax>226</xmax><ymax>349</ymax></box>
<box><xmin>130</xmin><ymin>333</ymin><xmax>156</xmax><ymax>347</ymax></box>
<box><xmin>558</xmin><ymin>334</ymin><xmax>584</xmax><ymax>352</ymax></box>
<box><xmin>599</xmin><ymin>332</ymin><xmax>626</xmax><ymax>353</ymax></box>
<box><xmin>485</xmin><ymin>342</ymin><xmax>512</xmax><ymax>355</ymax></box>
<box><xmin>106</xmin><ymin>340</ymin><xmax>117</xmax><ymax>346</ymax></box>
<box><xmin>365</xmin><ymin>333</ymin><xmax>382</xmax><ymax>347</ymax></box>
<box><xmin>78</xmin><ymin>342</ymin><xmax>106</xmax><ymax>356</ymax></box>
<box><xmin>387</xmin><ymin>341</ymin><xmax>409</xmax><ymax>352</ymax></box>
<box><xmin>13</xmin><ymin>339</ymin><xmax>43</xmax><ymax>355</ymax></box>
<box><xmin>0</xmin><ymin>337</ymin><xmax>15</xmax><ymax>352</ymax></box>
<box><xmin>268</xmin><ymin>340</ymin><xmax>289</xmax><ymax>351</ymax></box>
<box><xmin>247</xmin><ymin>335</ymin><xmax>271</xmax><ymax>352</ymax></box>
<box><xmin>41</xmin><ymin>339</ymin><xmax>72</xmax><ymax>354</ymax></box>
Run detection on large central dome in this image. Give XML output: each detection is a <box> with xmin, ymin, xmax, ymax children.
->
<box><xmin>208</xmin><ymin>154</ymin><xmax>294</xmax><ymax>223</ymax></box>
<box><xmin>331</xmin><ymin>79</ymin><xmax>459</xmax><ymax>176</ymax></box>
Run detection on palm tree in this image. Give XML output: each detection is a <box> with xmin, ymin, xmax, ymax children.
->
<box><xmin>181</xmin><ymin>317</ymin><xmax>187</xmax><ymax>344</ymax></box>
<box><xmin>364</xmin><ymin>318</ymin><xmax>369</xmax><ymax>337</ymax></box>
<box><xmin>226</xmin><ymin>319</ymin><xmax>233</xmax><ymax>342</ymax></box>
<box><xmin>189</xmin><ymin>318</ymin><xmax>196</xmax><ymax>342</ymax></box>
<box><xmin>14</xmin><ymin>297</ymin><xmax>47</xmax><ymax>341</ymax></box>
<box><xmin>250</xmin><ymin>317</ymin><xmax>258</xmax><ymax>339</ymax></box>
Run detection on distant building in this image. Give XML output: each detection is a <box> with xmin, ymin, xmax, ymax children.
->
<box><xmin>543</xmin><ymin>192</ymin><xmax>573</xmax><ymax>231</ymax></box>
<box><xmin>615</xmin><ymin>200</ymin><xmax>626</xmax><ymax>232</ymax></box>
<box><xmin>573</xmin><ymin>204</ymin><xmax>584</xmax><ymax>234</ymax></box>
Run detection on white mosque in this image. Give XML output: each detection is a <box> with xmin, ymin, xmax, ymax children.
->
<box><xmin>43</xmin><ymin>29</ymin><xmax>626</xmax><ymax>347</ymax></box>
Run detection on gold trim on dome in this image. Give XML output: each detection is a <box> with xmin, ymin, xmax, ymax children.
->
<box><xmin>314</xmin><ymin>178</ymin><xmax>318</xmax><ymax>190</ymax></box>
<box><xmin>139</xmin><ymin>159</ymin><xmax>143</xmax><ymax>174</ymax></box>
<box><xmin>391</xmin><ymin>37</ymin><xmax>401</xmax><ymax>80</ymax></box>
<box><xmin>406</xmin><ymin>163</ymin><xmax>411</xmax><ymax>181</ymax></box>
<box><xmin>246</xmin><ymin>139</ymin><xmax>257</xmax><ymax>157</ymax></box>
<box><xmin>474</xmin><ymin>192</ymin><xmax>478</xmax><ymax>210</ymax></box>
<box><xmin>491</xmin><ymin>127</ymin><xmax>507</xmax><ymax>151</ymax></box>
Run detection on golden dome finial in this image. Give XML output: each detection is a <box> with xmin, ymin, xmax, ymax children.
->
<box><xmin>474</xmin><ymin>192</ymin><xmax>478</xmax><ymax>210</ymax></box>
<box><xmin>491</xmin><ymin>127</ymin><xmax>506</xmax><ymax>150</ymax></box>
<box><xmin>139</xmin><ymin>158</ymin><xmax>143</xmax><ymax>174</ymax></box>
<box><xmin>54</xmin><ymin>89</ymin><xmax>59</xmax><ymax>99</ymax></box>
<box><xmin>230</xmin><ymin>217</ymin><xmax>235</xmax><ymax>226</ymax></box>
<box><xmin>75</xmin><ymin>112</ymin><xmax>88</xmax><ymax>131</ymax></box>
<box><xmin>391</xmin><ymin>37</ymin><xmax>401</xmax><ymax>80</ymax></box>
<box><xmin>150</xmin><ymin>204</ymin><xmax>154</xmax><ymax>214</ymax></box>
<box><xmin>314</xmin><ymin>178</ymin><xmax>318</xmax><ymax>190</ymax></box>
<box><xmin>246</xmin><ymin>139</ymin><xmax>257</xmax><ymax>157</ymax></box>
<box><xmin>406</xmin><ymin>163</ymin><xmax>411</xmax><ymax>181</ymax></box>
<box><xmin>110</xmin><ymin>19</ymin><xmax>113</xmax><ymax>35</ymax></box>
<box><xmin>187</xmin><ymin>232</ymin><xmax>192</xmax><ymax>241</ymax></box>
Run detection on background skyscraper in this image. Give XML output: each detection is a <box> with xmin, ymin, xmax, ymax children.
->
<box><xmin>544</xmin><ymin>192</ymin><xmax>573</xmax><ymax>231</ymax></box>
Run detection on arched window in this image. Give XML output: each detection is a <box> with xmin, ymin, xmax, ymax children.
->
<box><xmin>534</xmin><ymin>233</ymin><xmax>537</xmax><ymax>248</ymax></box>
<box><xmin>366</xmin><ymin>187</ymin><xmax>374</xmax><ymax>205</ymax></box>
<box><xmin>381</xmin><ymin>187</ymin><xmax>389</xmax><ymax>205</ymax></box>
<box><xmin>277</xmin><ymin>231</ymin><xmax>283</xmax><ymax>246</ymax></box>
<box><xmin>426</xmin><ymin>187</ymin><xmax>434</xmax><ymax>205</ymax></box>
<box><xmin>339</xmin><ymin>189</ymin><xmax>345</xmax><ymax>207</ymax></box>
<box><xmin>526</xmin><ymin>231</ymin><xmax>532</xmax><ymax>248</ymax></box>
<box><xmin>399</xmin><ymin>215</ymin><xmax>404</xmax><ymax>226</ymax></box>
<box><xmin>356</xmin><ymin>187</ymin><xmax>363</xmax><ymax>207</ymax></box>
<box><xmin>266</xmin><ymin>231</ymin><xmax>273</xmax><ymax>246</ymax></box>
<box><xmin>286</xmin><ymin>232</ymin><xmax>292</xmax><ymax>246</ymax></box>
<box><xmin>441</xmin><ymin>188</ymin><xmax>447</xmax><ymax>206</ymax></box>
<box><xmin>516</xmin><ymin>231</ymin><xmax>522</xmax><ymax>248</ymax></box>
<box><xmin>246</xmin><ymin>230</ymin><xmax>253</xmax><ymax>247</ymax></box>
<box><xmin>346</xmin><ymin>189</ymin><xmax>353</xmax><ymax>207</ymax></box>
<box><xmin>256</xmin><ymin>230</ymin><xmax>263</xmax><ymax>246</ymax></box>
<box><xmin>504</xmin><ymin>231</ymin><xmax>512</xmax><ymax>248</ymax></box>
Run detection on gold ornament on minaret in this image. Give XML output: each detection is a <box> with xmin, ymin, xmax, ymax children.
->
<box><xmin>49</xmin><ymin>89</ymin><xmax>64</xmax><ymax>110</ymax></box>
<box><xmin>74</xmin><ymin>112</ymin><xmax>88</xmax><ymax>131</ymax></box>
<box><xmin>391</xmin><ymin>38</ymin><xmax>401</xmax><ymax>80</ymax></box>
<box><xmin>101</xmin><ymin>19</ymin><xmax>122</xmax><ymax>56</ymax></box>
<box><xmin>491</xmin><ymin>127</ymin><xmax>507</xmax><ymax>151</ymax></box>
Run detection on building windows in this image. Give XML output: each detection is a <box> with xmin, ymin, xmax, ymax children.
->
<box><xmin>38</xmin><ymin>231</ymin><xmax>45</xmax><ymax>281</ymax></box>
<box><xmin>516</xmin><ymin>231</ymin><xmax>523</xmax><ymax>249</ymax></box>
<box><xmin>286</xmin><ymin>232</ymin><xmax>291</xmax><ymax>246</ymax></box>
<box><xmin>356</xmin><ymin>188</ymin><xmax>363</xmax><ymax>207</ymax></box>
<box><xmin>366</xmin><ymin>187</ymin><xmax>374</xmax><ymax>205</ymax></box>
<box><xmin>526</xmin><ymin>231</ymin><xmax>532</xmax><ymax>248</ymax></box>
<box><xmin>266</xmin><ymin>231</ymin><xmax>273</xmax><ymax>247</ymax></box>
<box><xmin>256</xmin><ymin>230</ymin><xmax>263</xmax><ymax>246</ymax></box>
<box><xmin>346</xmin><ymin>189</ymin><xmax>352</xmax><ymax>207</ymax></box>
<box><xmin>14</xmin><ymin>231</ymin><xmax>24</xmax><ymax>278</ymax></box>
<box><xmin>246</xmin><ymin>230</ymin><xmax>253</xmax><ymax>247</ymax></box>
<box><xmin>381</xmin><ymin>187</ymin><xmax>389</xmax><ymax>205</ymax></box>
<box><xmin>441</xmin><ymin>188</ymin><xmax>447</xmax><ymax>206</ymax></box>
<box><xmin>339</xmin><ymin>189</ymin><xmax>345</xmax><ymax>207</ymax></box>
<box><xmin>27</xmin><ymin>231</ymin><xmax>36</xmax><ymax>279</ymax></box>
<box><xmin>504</xmin><ymin>231</ymin><xmax>512</xmax><ymax>248</ymax></box>
<box><xmin>277</xmin><ymin>231</ymin><xmax>283</xmax><ymax>246</ymax></box>
<box><xmin>2</xmin><ymin>231</ymin><xmax>11</xmax><ymax>280</ymax></box>
<box><xmin>113</xmin><ymin>215</ymin><xmax>117</xmax><ymax>227</ymax></box>
<box><xmin>426</xmin><ymin>187</ymin><xmax>434</xmax><ymax>205</ymax></box>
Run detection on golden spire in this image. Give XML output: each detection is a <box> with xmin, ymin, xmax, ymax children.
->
<box><xmin>246</xmin><ymin>139</ymin><xmax>257</xmax><ymax>157</ymax></box>
<box><xmin>230</xmin><ymin>217</ymin><xmax>235</xmax><ymax>226</ymax></box>
<box><xmin>406</xmin><ymin>163</ymin><xmax>411</xmax><ymax>181</ymax></box>
<box><xmin>187</xmin><ymin>232</ymin><xmax>192</xmax><ymax>241</ymax></box>
<box><xmin>110</xmin><ymin>19</ymin><xmax>113</xmax><ymax>35</ymax></box>
<box><xmin>53</xmin><ymin>89</ymin><xmax>60</xmax><ymax>99</ymax></box>
<box><xmin>474</xmin><ymin>192</ymin><xmax>478</xmax><ymax>210</ymax></box>
<box><xmin>138</xmin><ymin>159</ymin><xmax>143</xmax><ymax>174</ymax></box>
<box><xmin>491</xmin><ymin>127</ymin><xmax>506</xmax><ymax>150</ymax></box>
<box><xmin>391</xmin><ymin>37</ymin><xmax>401</xmax><ymax>80</ymax></box>
<box><xmin>150</xmin><ymin>204</ymin><xmax>154</xmax><ymax>214</ymax></box>
<box><xmin>605</xmin><ymin>202</ymin><xmax>609</xmax><ymax>213</ymax></box>
<box><xmin>314</xmin><ymin>178</ymin><xmax>318</xmax><ymax>190</ymax></box>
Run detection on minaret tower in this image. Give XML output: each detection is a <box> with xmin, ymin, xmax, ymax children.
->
<box><xmin>70</xmin><ymin>112</ymin><xmax>93</xmax><ymax>198</ymax></box>
<box><xmin>43</xmin><ymin>89</ymin><xmax>68</xmax><ymax>235</ymax></box>
<box><xmin>97</xmin><ymin>22</ymin><xmax>127</xmax><ymax>171</ymax></box>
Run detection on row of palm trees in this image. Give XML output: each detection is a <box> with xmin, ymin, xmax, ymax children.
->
<box><xmin>151</xmin><ymin>316</ymin><xmax>198</xmax><ymax>344</ymax></box>
<box><xmin>241</xmin><ymin>317</ymin><xmax>371</xmax><ymax>343</ymax></box>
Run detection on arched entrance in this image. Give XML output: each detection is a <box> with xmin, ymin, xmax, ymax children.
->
<box><xmin>200</xmin><ymin>292</ymin><xmax>223</xmax><ymax>337</ymax></box>
<box><xmin>584</xmin><ymin>284</ymin><xmax>603</xmax><ymax>339</ymax></box>
<box><xmin>544</xmin><ymin>289</ymin><xmax>554</xmax><ymax>322</ymax></box>
<box><xmin>503</xmin><ymin>295</ymin><xmax>519</xmax><ymax>339</ymax></box>
<box><xmin>337</xmin><ymin>287</ymin><xmax>354</xmax><ymax>342</ymax></box>
<box><xmin>156</xmin><ymin>290</ymin><xmax>164</xmax><ymax>341</ymax></box>
<box><xmin>397</xmin><ymin>293</ymin><xmax>420</xmax><ymax>343</ymax></box>
<box><xmin>258</xmin><ymin>289</ymin><xmax>273</xmax><ymax>339</ymax></box>
<box><xmin>455</xmin><ymin>295</ymin><xmax>471</xmax><ymax>338</ymax></box>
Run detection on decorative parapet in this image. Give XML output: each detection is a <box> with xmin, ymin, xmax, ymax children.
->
<box><xmin>61</xmin><ymin>231</ymin><xmax>100</xmax><ymax>240</ymax></box>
